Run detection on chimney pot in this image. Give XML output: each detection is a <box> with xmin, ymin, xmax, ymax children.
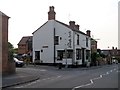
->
<box><xmin>112</xmin><ymin>47</ymin><xmax>114</xmax><ymax>50</ymax></box>
<box><xmin>75</xmin><ymin>24</ymin><xmax>79</xmax><ymax>30</ymax></box>
<box><xmin>69</xmin><ymin>21</ymin><xmax>75</xmax><ymax>29</ymax></box>
<box><xmin>86</xmin><ymin>30</ymin><xmax>91</xmax><ymax>37</ymax></box>
<box><xmin>48</xmin><ymin>6</ymin><xmax>56</xmax><ymax>20</ymax></box>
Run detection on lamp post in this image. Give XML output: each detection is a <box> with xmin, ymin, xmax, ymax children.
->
<box><xmin>64</xmin><ymin>32</ymin><xmax>68</xmax><ymax>68</ymax></box>
<box><xmin>107</xmin><ymin>46</ymin><xmax>111</xmax><ymax>64</ymax></box>
<box><xmin>65</xmin><ymin>47</ymin><xmax>68</xmax><ymax>68</ymax></box>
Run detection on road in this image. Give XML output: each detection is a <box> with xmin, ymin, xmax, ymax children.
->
<box><xmin>11</xmin><ymin>64</ymin><xmax>119</xmax><ymax>89</ymax></box>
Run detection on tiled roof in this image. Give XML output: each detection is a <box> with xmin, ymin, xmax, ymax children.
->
<box><xmin>32</xmin><ymin>20</ymin><xmax>89</xmax><ymax>36</ymax></box>
<box><xmin>55</xmin><ymin>20</ymin><xmax>87</xmax><ymax>36</ymax></box>
<box><xmin>18</xmin><ymin>36</ymin><xmax>32</xmax><ymax>45</ymax></box>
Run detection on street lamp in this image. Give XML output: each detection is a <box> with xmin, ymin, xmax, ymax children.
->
<box><xmin>65</xmin><ymin>47</ymin><xmax>68</xmax><ymax>68</ymax></box>
<box><xmin>64</xmin><ymin>32</ymin><xmax>68</xmax><ymax>68</ymax></box>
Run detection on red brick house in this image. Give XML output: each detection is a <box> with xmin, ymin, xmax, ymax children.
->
<box><xmin>91</xmin><ymin>38</ymin><xmax>97</xmax><ymax>53</ymax></box>
<box><xmin>0</xmin><ymin>11</ymin><xmax>15</xmax><ymax>74</ymax></box>
<box><xmin>18</xmin><ymin>36</ymin><xmax>32</xmax><ymax>55</ymax></box>
<box><xmin>101</xmin><ymin>47</ymin><xmax>120</xmax><ymax>63</ymax></box>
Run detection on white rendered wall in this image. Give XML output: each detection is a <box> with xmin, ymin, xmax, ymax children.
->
<box><xmin>33</xmin><ymin>20</ymin><xmax>55</xmax><ymax>63</ymax></box>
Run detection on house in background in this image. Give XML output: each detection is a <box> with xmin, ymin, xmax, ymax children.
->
<box><xmin>101</xmin><ymin>47</ymin><xmax>120</xmax><ymax>63</ymax></box>
<box><xmin>91</xmin><ymin>38</ymin><xmax>97</xmax><ymax>53</ymax></box>
<box><xmin>32</xmin><ymin>6</ymin><xmax>91</xmax><ymax>66</ymax></box>
<box><xmin>18</xmin><ymin>36</ymin><xmax>32</xmax><ymax>55</ymax></box>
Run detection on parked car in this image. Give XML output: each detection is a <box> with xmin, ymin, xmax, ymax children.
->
<box><xmin>14</xmin><ymin>58</ymin><xmax>24</xmax><ymax>67</ymax></box>
<box><xmin>112</xmin><ymin>59</ymin><xmax>118</xmax><ymax>64</ymax></box>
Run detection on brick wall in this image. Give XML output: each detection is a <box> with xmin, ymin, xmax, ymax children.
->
<box><xmin>0</xmin><ymin>13</ymin><xmax>15</xmax><ymax>75</ymax></box>
<box><xmin>18</xmin><ymin>44</ymin><xmax>28</xmax><ymax>54</ymax></box>
<box><xmin>2</xmin><ymin>15</ymin><xmax>9</xmax><ymax>73</ymax></box>
<box><xmin>0</xmin><ymin>13</ymin><xmax>2</xmax><ymax>73</ymax></box>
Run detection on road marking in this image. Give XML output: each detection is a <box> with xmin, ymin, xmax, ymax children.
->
<box><xmin>100</xmin><ymin>75</ymin><xmax>102</xmax><ymax>78</ymax></box>
<box><xmin>72</xmin><ymin>69</ymin><xmax>115</xmax><ymax>90</ymax></box>
<box><xmin>117</xmin><ymin>70</ymin><xmax>120</xmax><ymax>72</ymax></box>
<box><xmin>92</xmin><ymin>75</ymin><xmax>102</xmax><ymax>80</ymax></box>
<box><xmin>110</xmin><ymin>70</ymin><xmax>113</xmax><ymax>72</ymax></box>
<box><xmin>90</xmin><ymin>79</ymin><xmax>93</xmax><ymax>84</ymax></box>
<box><xmin>72</xmin><ymin>83</ymin><xmax>92</xmax><ymax>90</ymax></box>
<box><xmin>106</xmin><ymin>72</ymin><xmax>109</xmax><ymax>75</ymax></box>
<box><xmin>72</xmin><ymin>74</ymin><xmax>103</xmax><ymax>90</ymax></box>
<box><xmin>57</xmin><ymin>76</ymin><xmax>61</xmax><ymax>78</ymax></box>
<box><xmin>73</xmin><ymin>67</ymin><xmax>118</xmax><ymax>90</ymax></box>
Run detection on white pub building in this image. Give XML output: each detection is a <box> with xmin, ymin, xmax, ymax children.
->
<box><xmin>32</xmin><ymin>6</ymin><xmax>91</xmax><ymax>66</ymax></box>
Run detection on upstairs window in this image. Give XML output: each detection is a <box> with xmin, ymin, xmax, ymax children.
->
<box><xmin>54</xmin><ymin>36</ymin><xmax>59</xmax><ymax>45</ymax></box>
<box><xmin>77</xmin><ymin>34</ymin><xmax>79</xmax><ymax>45</ymax></box>
<box><xmin>86</xmin><ymin>38</ymin><xmax>88</xmax><ymax>47</ymax></box>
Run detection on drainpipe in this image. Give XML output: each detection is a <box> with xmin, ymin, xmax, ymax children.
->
<box><xmin>53</xmin><ymin>28</ymin><xmax>56</xmax><ymax>65</ymax></box>
<box><xmin>73</xmin><ymin>31</ymin><xmax>75</xmax><ymax>65</ymax></box>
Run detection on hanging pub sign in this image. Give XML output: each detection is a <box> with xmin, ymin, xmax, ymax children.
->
<box><xmin>67</xmin><ymin>31</ymin><xmax>72</xmax><ymax>48</ymax></box>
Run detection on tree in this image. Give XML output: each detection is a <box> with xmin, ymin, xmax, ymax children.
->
<box><xmin>8</xmin><ymin>42</ymin><xmax>14</xmax><ymax>49</ymax></box>
<box><xmin>13</xmin><ymin>48</ymin><xmax>18</xmax><ymax>54</ymax></box>
<box><xmin>91</xmin><ymin>52</ymin><xmax>97</xmax><ymax>66</ymax></box>
<box><xmin>8</xmin><ymin>42</ymin><xmax>14</xmax><ymax>62</ymax></box>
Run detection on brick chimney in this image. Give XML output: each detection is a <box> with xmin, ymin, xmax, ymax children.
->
<box><xmin>48</xmin><ymin>6</ymin><xmax>56</xmax><ymax>20</ymax></box>
<box><xmin>86</xmin><ymin>30</ymin><xmax>91</xmax><ymax>37</ymax></box>
<box><xmin>112</xmin><ymin>47</ymin><xmax>114</xmax><ymax>50</ymax></box>
<box><xmin>69</xmin><ymin>21</ymin><xmax>75</xmax><ymax>29</ymax></box>
<box><xmin>75</xmin><ymin>24</ymin><xmax>79</xmax><ymax>30</ymax></box>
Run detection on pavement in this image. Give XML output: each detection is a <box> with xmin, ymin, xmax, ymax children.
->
<box><xmin>2</xmin><ymin>67</ymin><xmax>39</xmax><ymax>89</ymax></box>
<box><xmin>1</xmin><ymin>64</ymin><xmax>112</xmax><ymax>89</ymax></box>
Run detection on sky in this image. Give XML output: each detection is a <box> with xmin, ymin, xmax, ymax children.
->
<box><xmin>0</xmin><ymin>0</ymin><xmax>119</xmax><ymax>49</ymax></box>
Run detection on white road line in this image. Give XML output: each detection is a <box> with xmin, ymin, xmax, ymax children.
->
<box><xmin>110</xmin><ymin>70</ymin><xmax>113</xmax><ymax>72</ymax></box>
<box><xmin>73</xmin><ymin>68</ymin><xmax>117</xmax><ymax>90</ymax></box>
<box><xmin>102</xmin><ymin>73</ymin><xmax>107</xmax><ymax>75</ymax></box>
<box><xmin>72</xmin><ymin>75</ymin><xmax>103</xmax><ymax>90</ymax></box>
<box><xmin>73</xmin><ymin>83</ymin><xmax>92</xmax><ymax>89</ymax></box>
<box><xmin>57</xmin><ymin>76</ymin><xmax>61</xmax><ymax>78</ymax></box>
<box><xmin>100</xmin><ymin>75</ymin><xmax>102</xmax><ymax>78</ymax></box>
<box><xmin>92</xmin><ymin>75</ymin><xmax>102</xmax><ymax>80</ymax></box>
<box><xmin>90</xmin><ymin>79</ymin><xmax>93</xmax><ymax>84</ymax></box>
<box><xmin>117</xmin><ymin>70</ymin><xmax>120</xmax><ymax>72</ymax></box>
<box><xmin>106</xmin><ymin>72</ymin><xmax>109</xmax><ymax>75</ymax></box>
<box><xmin>42</xmin><ymin>78</ymin><xmax>47</xmax><ymax>80</ymax></box>
<box><xmin>72</xmin><ymin>73</ymin><xmax>106</xmax><ymax>90</ymax></box>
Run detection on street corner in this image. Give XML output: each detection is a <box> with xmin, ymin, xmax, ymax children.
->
<box><xmin>2</xmin><ymin>73</ymin><xmax>39</xmax><ymax>88</ymax></box>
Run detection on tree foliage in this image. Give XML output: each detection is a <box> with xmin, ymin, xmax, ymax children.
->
<box><xmin>8</xmin><ymin>42</ymin><xmax>14</xmax><ymax>62</ymax></box>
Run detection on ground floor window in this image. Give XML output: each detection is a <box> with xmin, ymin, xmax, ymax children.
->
<box><xmin>57</xmin><ymin>50</ymin><xmax>73</xmax><ymax>60</ymax></box>
<box><xmin>67</xmin><ymin>50</ymin><xmax>73</xmax><ymax>58</ymax></box>
<box><xmin>86</xmin><ymin>50</ymin><xmax>90</xmax><ymax>60</ymax></box>
<box><xmin>35</xmin><ymin>51</ymin><xmax>40</xmax><ymax>60</ymax></box>
<box><xmin>57</xmin><ymin>50</ymin><xmax>64</xmax><ymax>60</ymax></box>
<box><xmin>76</xmin><ymin>49</ymin><xmax>81</xmax><ymax>60</ymax></box>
